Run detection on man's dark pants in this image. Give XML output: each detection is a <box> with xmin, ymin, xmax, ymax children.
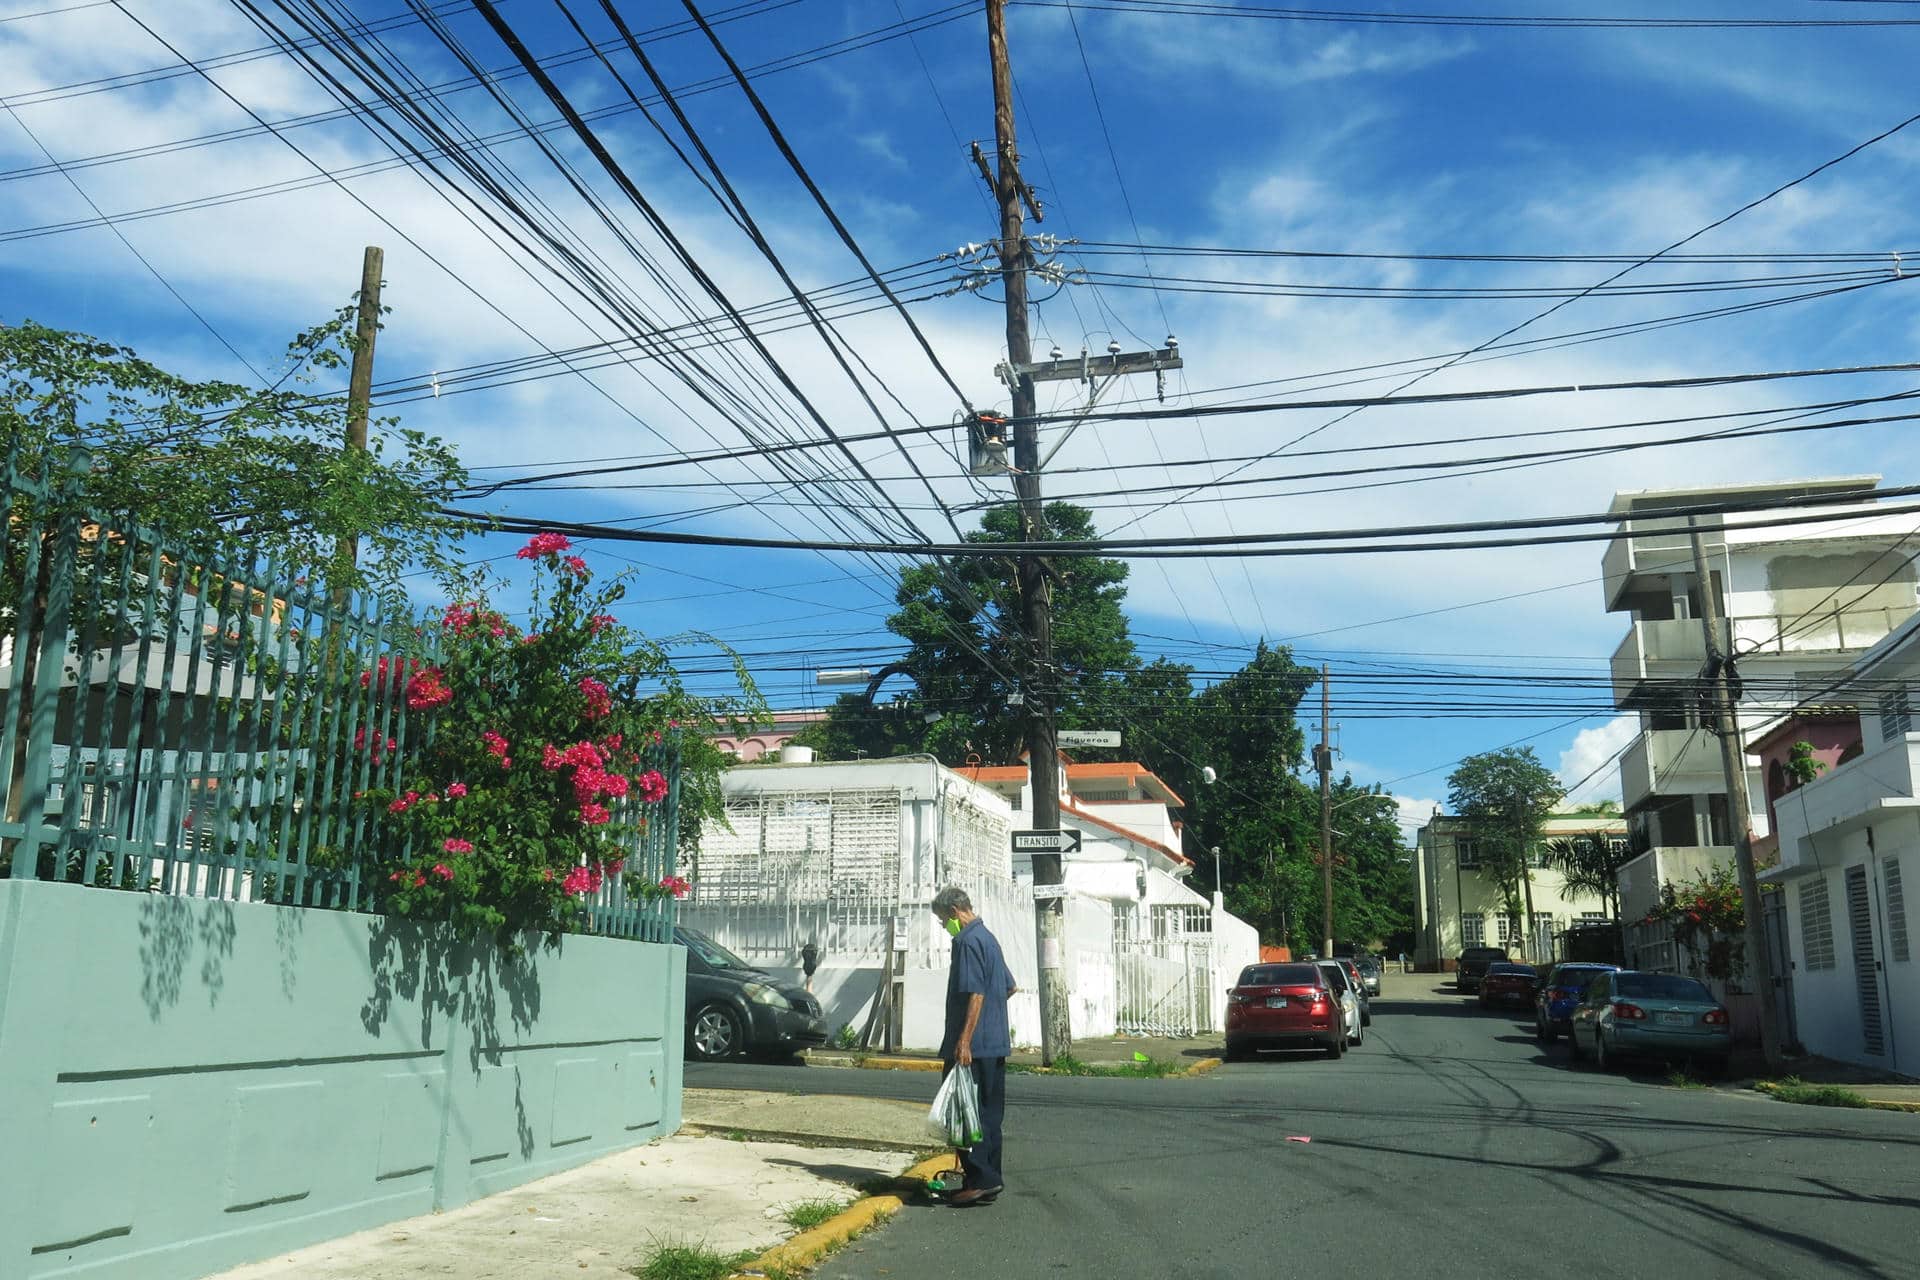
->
<box><xmin>946</xmin><ymin>1058</ymin><xmax>1006</xmax><ymax>1190</ymax></box>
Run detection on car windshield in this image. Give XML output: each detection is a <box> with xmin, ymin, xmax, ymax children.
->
<box><xmin>1553</xmin><ymin>966</ymin><xmax>1610</xmax><ymax>986</ymax></box>
<box><xmin>1239</xmin><ymin>964</ymin><xmax>1321</xmax><ymax>986</ymax></box>
<box><xmin>1616</xmin><ymin>973</ymin><xmax>1713</xmax><ymax>1002</ymax></box>
<box><xmin>678</xmin><ymin>928</ymin><xmax>755</xmax><ymax>972</ymax></box>
<box><xmin>1487</xmin><ymin>963</ymin><xmax>1536</xmax><ymax>976</ymax></box>
<box><xmin>1318</xmin><ymin>963</ymin><xmax>1349</xmax><ymax>992</ymax></box>
<box><xmin>1355</xmin><ymin>958</ymin><xmax>1380</xmax><ymax>973</ymax></box>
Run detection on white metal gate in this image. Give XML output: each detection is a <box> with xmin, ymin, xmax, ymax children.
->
<box><xmin>1115</xmin><ymin>937</ymin><xmax>1212</xmax><ymax>1036</ymax></box>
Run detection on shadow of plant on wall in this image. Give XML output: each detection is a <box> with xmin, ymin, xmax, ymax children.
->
<box><xmin>138</xmin><ymin>895</ymin><xmax>236</xmax><ymax>1021</ymax></box>
<box><xmin>360</xmin><ymin>915</ymin><xmax>548</xmax><ymax>1160</ymax></box>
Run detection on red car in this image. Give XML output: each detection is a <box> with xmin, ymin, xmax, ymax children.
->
<box><xmin>1478</xmin><ymin>962</ymin><xmax>1539</xmax><ymax>1010</ymax></box>
<box><xmin>1225</xmin><ymin>963</ymin><xmax>1346</xmax><ymax>1061</ymax></box>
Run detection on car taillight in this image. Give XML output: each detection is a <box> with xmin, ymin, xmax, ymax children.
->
<box><xmin>1228</xmin><ymin>991</ymin><xmax>1252</xmax><ymax>1005</ymax></box>
<box><xmin>1612</xmin><ymin>1001</ymin><xmax>1647</xmax><ymax>1021</ymax></box>
<box><xmin>1703</xmin><ymin>1008</ymin><xmax>1729</xmax><ymax>1026</ymax></box>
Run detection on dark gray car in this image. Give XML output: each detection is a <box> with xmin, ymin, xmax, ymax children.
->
<box><xmin>677</xmin><ymin>927</ymin><xmax>830</xmax><ymax>1061</ymax></box>
<box><xmin>1353</xmin><ymin>955</ymin><xmax>1383</xmax><ymax>997</ymax></box>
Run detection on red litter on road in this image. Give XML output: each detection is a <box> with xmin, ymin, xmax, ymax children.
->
<box><xmin>1286</xmin><ymin>1136</ymin><xmax>1311</xmax><ymax>1144</ymax></box>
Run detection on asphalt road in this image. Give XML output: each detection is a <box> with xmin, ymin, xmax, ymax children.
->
<box><xmin>688</xmin><ymin>980</ymin><xmax>1920</xmax><ymax>1280</ymax></box>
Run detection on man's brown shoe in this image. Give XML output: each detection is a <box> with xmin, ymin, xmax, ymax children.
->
<box><xmin>948</xmin><ymin>1186</ymin><xmax>1003</xmax><ymax>1206</ymax></box>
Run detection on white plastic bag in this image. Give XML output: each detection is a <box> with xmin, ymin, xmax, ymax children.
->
<box><xmin>926</xmin><ymin>1065</ymin><xmax>984</xmax><ymax>1148</ymax></box>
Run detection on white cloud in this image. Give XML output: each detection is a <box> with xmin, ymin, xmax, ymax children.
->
<box><xmin>1390</xmin><ymin>793</ymin><xmax>1444</xmax><ymax>846</ymax></box>
<box><xmin>1557</xmin><ymin>715</ymin><xmax>1638</xmax><ymax>806</ymax></box>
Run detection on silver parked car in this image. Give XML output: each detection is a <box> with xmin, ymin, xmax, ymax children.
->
<box><xmin>1315</xmin><ymin>959</ymin><xmax>1364</xmax><ymax>1047</ymax></box>
<box><xmin>1353</xmin><ymin>954</ymin><xmax>1383</xmax><ymax>998</ymax></box>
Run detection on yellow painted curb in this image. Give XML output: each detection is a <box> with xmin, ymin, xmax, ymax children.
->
<box><xmin>853</xmin><ymin>1056</ymin><xmax>944</xmax><ymax>1072</ymax></box>
<box><xmin>730</xmin><ymin>1154</ymin><xmax>955</xmax><ymax>1278</ymax></box>
<box><xmin>1183</xmin><ymin>1057</ymin><xmax>1224</xmax><ymax>1077</ymax></box>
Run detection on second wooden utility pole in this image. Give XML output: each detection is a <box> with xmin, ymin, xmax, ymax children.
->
<box><xmin>335</xmin><ymin>244</ymin><xmax>384</xmax><ymax>588</ymax></box>
<box><xmin>1687</xmin><ymin>517</ymin><xmax>1784</xmax><ymax>1072</ymax></box>
<box><xmin>986</xmin><ymin>0</ymin><xmax>1068</xmax><ymax>1065</ymax></box>
<box><xmin>1318</xmin><ymin>665</ymin><xmax>1334</xmax><ymax>958</ymax></box>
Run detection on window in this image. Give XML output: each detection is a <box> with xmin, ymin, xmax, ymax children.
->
<box><xmin>1456</xmin><ymin>838</ymin><xmax>1481</xmax><ymax>869</ymax></box>
<box><xmin>1497</xmin><ymin>914</ymin><xmax>1523</xmax><ymax>947</ymax></box>
<box><xmin>1801</xmin><ymin>878</ymin><xmax>1837</xmax><ymax>970</ymax></box>
<box><xmin>1009</xmin><ymin>791</ymin><xmax>1022</xmax><ymax>811</ymax></box>
<box><xmin>1887</xmin><ymin>858</ymin><xmax>1910</xmax><ymax>964</ymax></box>
<box><xmin>1462</xmin><ymin>913</ymin><xmax>1485</xmax><ymax>946</ymax></box>
<box><xmin>1883</xmin><ymin>686</ymin><xmax>1913</xmax><ymax>743</ymax></box>
<box><xmin>1580</xmin><ymin>912</ymin><xmax>1610</xmax><ymax>925</ymax></box>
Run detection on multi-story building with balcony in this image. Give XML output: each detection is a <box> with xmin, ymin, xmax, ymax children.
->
<box><xmin>1604</xmin><ymin>476</ymin><xmax>1920</xmax><ymax>926</ymax></box>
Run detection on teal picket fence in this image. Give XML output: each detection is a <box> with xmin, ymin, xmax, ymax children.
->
<box><xmin>0</xmin><ymin>446</ymin><xmax>677</xmax><ymax>942</ymax></box>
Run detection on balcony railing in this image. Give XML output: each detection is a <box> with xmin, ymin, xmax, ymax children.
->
<box><xmin>1611</xmin><ymin>604</ymin><xmax>1914</xmax><ymax>705</ymax></box>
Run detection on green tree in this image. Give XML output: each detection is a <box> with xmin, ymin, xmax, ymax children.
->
<box><xmin>1447</xmin><ymin>747</ymin><xmax>1565</xmax><ymax>956</ymax></box>
<box><xmin>2</xmin><ymin>315</ymin><xmax>468</xmax><ymax>599</ymax></box>
<box><xmin>793</xmin><ymin>501</ymin><xmax>1140</xmax><ymax>764</ymax></box>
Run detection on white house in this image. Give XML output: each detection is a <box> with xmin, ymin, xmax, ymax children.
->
<box><xmin>1756</xmin><ymin>614</ymin><xmax>1920</xmax><ymax>1078</ymax></box>
<box><xmin>681</xmin><ymin>754</ymin><xmax>1257</xmax><ymax>1053</ymax></box>
<box><xmin>1602</xmin><ymin>476</ymin><xmax>1920</xmax><ymax>925</ymax></box>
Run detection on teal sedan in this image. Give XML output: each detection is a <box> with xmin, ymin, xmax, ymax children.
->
<box><xmin>1567</xmin><ymin>970</ymin><xmax>1732</xmax><ymax>1075</ymax></box>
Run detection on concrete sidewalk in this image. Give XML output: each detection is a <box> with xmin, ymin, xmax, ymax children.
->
<box><xmin>206</xmin><ymin>1093</ymin><xmax>937</xmax><ymax>1280</ymax></box>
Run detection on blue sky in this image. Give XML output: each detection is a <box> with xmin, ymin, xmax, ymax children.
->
<box><xmin>5</xmin><ymin>0</ymin><xmax>1920</xmax><ymax>835</ymax></box>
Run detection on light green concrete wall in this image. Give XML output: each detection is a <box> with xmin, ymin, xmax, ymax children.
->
<box><xmin>0</xmin><ymin>879</ymin><xmax>684</xmax><ymax>1280</ymax></box>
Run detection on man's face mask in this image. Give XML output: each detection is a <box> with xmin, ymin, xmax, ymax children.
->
<box><xmin>944</xmin><ymin>916</ymin><xmax>964</xmax><ymax>937</ymax></box>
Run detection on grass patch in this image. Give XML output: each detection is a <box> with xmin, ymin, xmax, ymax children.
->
<box><xmin>1758</xmin><ymin>1076</ymin><xmax>1872</xmax><ymax>1109</ymax></box>
<box><xmin>629</xmin><ymin>1243</ymin><xmax>756</xmax><ymax>1280</ymax></box>
<box><xmin>1666</xmin><ymin>1068</ymin><xmax>1711</xmax><ymax>1090</ymax></box>
<box><xmin>780</xmin><ymin>1197</ymin><xmax>849</xmax><ymax>1230</ymax></box>
<box><xmin>1009</xmin><ymin>1052</ymin><xmax>1183</xmax><ymax>1078</ymax></box>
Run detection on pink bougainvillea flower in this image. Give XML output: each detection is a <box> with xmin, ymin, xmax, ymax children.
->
<box><xmin>443</xmin><ymin>837</ymin><xmax>474</xmax><ymax>855</ymax></box>
<box><xmin>636</xmin><ymin>770</ymin><xmax>669</xmax><ymax>804</ymax></box>
<box><xmin>659</xmin><ymin>874</ymin><xmax>691</xmax><ymax>899</ymax></box>
<box><xmin>578</xmin><ymin>802</ymin><xmax>612</xmax><ymax>826</ymax></box>
<box><xmin>601</xmin><ymin>772</ymin><xmax>630</xmax><ymax>800</ymax></box>
<box><xmin>589</xmin><ymin>613</ymin><xmax>617</xmax><ymax>634</ymax></box>
<box><xmin>413</xmin><ymin>873</ymin><xmax>427</xmax><ymax>887</ymax></box>
<box><xmin>579</xmin><ymin>676</ymin><xmax>612</xmax><ymax>721</ymax></box>
<box><xmin>446</xmin><ymin>782</ymin><xmax>468</xmax><ymax>799</ymax></box>
<box><xmin>515</xmin><ymin>532</ymin><xmax>571</xmax><ymax>560</ymax></box>
<box><xmin>542</xmin><ymin>743</ymin><xmax>566</xmax><ymax>771</ymax></box>
<box><xmin>562</xmin><ymin>863</ymin><xmax>604</xmax><ymax>895</ymax></box>
<box><xmin>521</xmin><ymin>632</ymin><xmax>541</xmax><ymax>646</ymax></box>
<box><xmin>603</xmin><ymin>732</ymin><xmax>623</xmax><ymax>753</ymax></box>
<box><xmin>482</xmin><ymin>730</ymin><xmax>509</xmax><ymax>757</ymax></box>
<box><xmin>405</xmin><ymin>667</ymin><xmax>454</xmax><ymax>711</ymax></box>
<box><xmin>560</xmin><ymin>554</ymin><xmax>589</xmax><ymax>577</ymax></box>
<box><xmin>433</xmin><ymin>863</ymin><xmax>454</xmax><ymax>881</ymax></box>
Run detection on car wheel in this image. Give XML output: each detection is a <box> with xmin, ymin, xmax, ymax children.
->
<box><xmin>1224</xmin><ymin>1041</ymin><xmax>1248</xmax><ymax>1063</ymax></box>
<box><xmin>1361</xmin><ymin>1008</ymin><xmax>1373</xmax><ymax>1027</ymax></box>
<box><xmin>1594</xmin><ymin>1030</ymin><xmax>1615</xmax><ymax>1073</ymax></box>
<box><xmin>688</xmin><ymin>1002</ymin><xmax>746</xmax><ymax>1061</ymax></box>
<box><xmin>1326</xmin><ymin>1033</ymin><xmax>1346</xmax><ymax>1059</ymax></box>
<box><xmin>1567</xmin><ymin>1027</ymin><xmax>1585</xmax><ymax>1059</ymax></box>
<box><xmin>1351</xmin><ymin>1019</ymin><xmax>1364</xmax><ymax>1047</ymax></box>
<box><xmin>1536</xmin><ymin>1017</ymin><xmax>1556</xmax><ymax>1043</ymax></box>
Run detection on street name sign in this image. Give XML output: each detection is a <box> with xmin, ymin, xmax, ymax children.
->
<box><xmin>1011</xmin><ymin>829</ymin><xmax>1083</xmax><ymax>854</ymax></box>
<box><xmin>1032</xmin><ymin>883</ymin><xmax>1068</xmax><ymax>902</ymax></box>
<box><xmin>1056</xmin><ymin>729</ymin><xmax>1121</xmax><ymax>748</ymax></box>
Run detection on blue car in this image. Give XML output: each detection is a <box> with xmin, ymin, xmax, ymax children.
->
<box><xmin>1568</xmin><ymin>970</ymin><xmax>1733</xmax><ymax>1074</ymax></box>
<box><xmin>1532</xmin><ymin>962</ymin><xmax>1619</xmax><ymax>1043</ymax></box>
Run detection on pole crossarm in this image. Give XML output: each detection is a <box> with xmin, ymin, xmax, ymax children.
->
<box><xmin>1010</xmin><ymin>346</ymin><xmax>1182</xmax><ymax>383</ymax></box>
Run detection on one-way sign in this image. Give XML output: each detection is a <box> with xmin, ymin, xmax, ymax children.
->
<box><xmin>1011</xmin><ymin>828</ymin><xmax>1082</xmax><ymax>854</ymax></box>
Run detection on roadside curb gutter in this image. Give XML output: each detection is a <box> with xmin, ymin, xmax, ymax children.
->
<box><xmin>729</xmin><ymin>1153</ymin><xmax>954</xmax><ymax>1279</ymax></box>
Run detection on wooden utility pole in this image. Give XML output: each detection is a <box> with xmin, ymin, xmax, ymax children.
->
<box><xmin>1318</xmin><ymin>665</ymin><xmax>1334</xmax><ymax>958</ymax></box>
<box><xmin>336</xmin><ymin>245</ymin><xmax>384</xmax><ymax>586</ymax></box>
<box><xmin>986</xmin><ymin>0</ymin><xmax>1068</xmax><ymax>1066</ymax></box>
<box><xmin>1687</xmin><ymin>517</ymin><xmax>1784</xmax><ymax>1071</ymax></box>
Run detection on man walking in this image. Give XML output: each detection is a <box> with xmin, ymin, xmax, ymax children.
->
<box><xmin>932</xmin><ymin>886</ymin><xmax>1014</xmax><ymax>1206</ymax></box>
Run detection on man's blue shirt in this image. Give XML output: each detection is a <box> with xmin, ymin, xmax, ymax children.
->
<box><xmin>943</xmin><ymin>918</ymin><xmax>1014</xmax><ymax>1059</ymax></box>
